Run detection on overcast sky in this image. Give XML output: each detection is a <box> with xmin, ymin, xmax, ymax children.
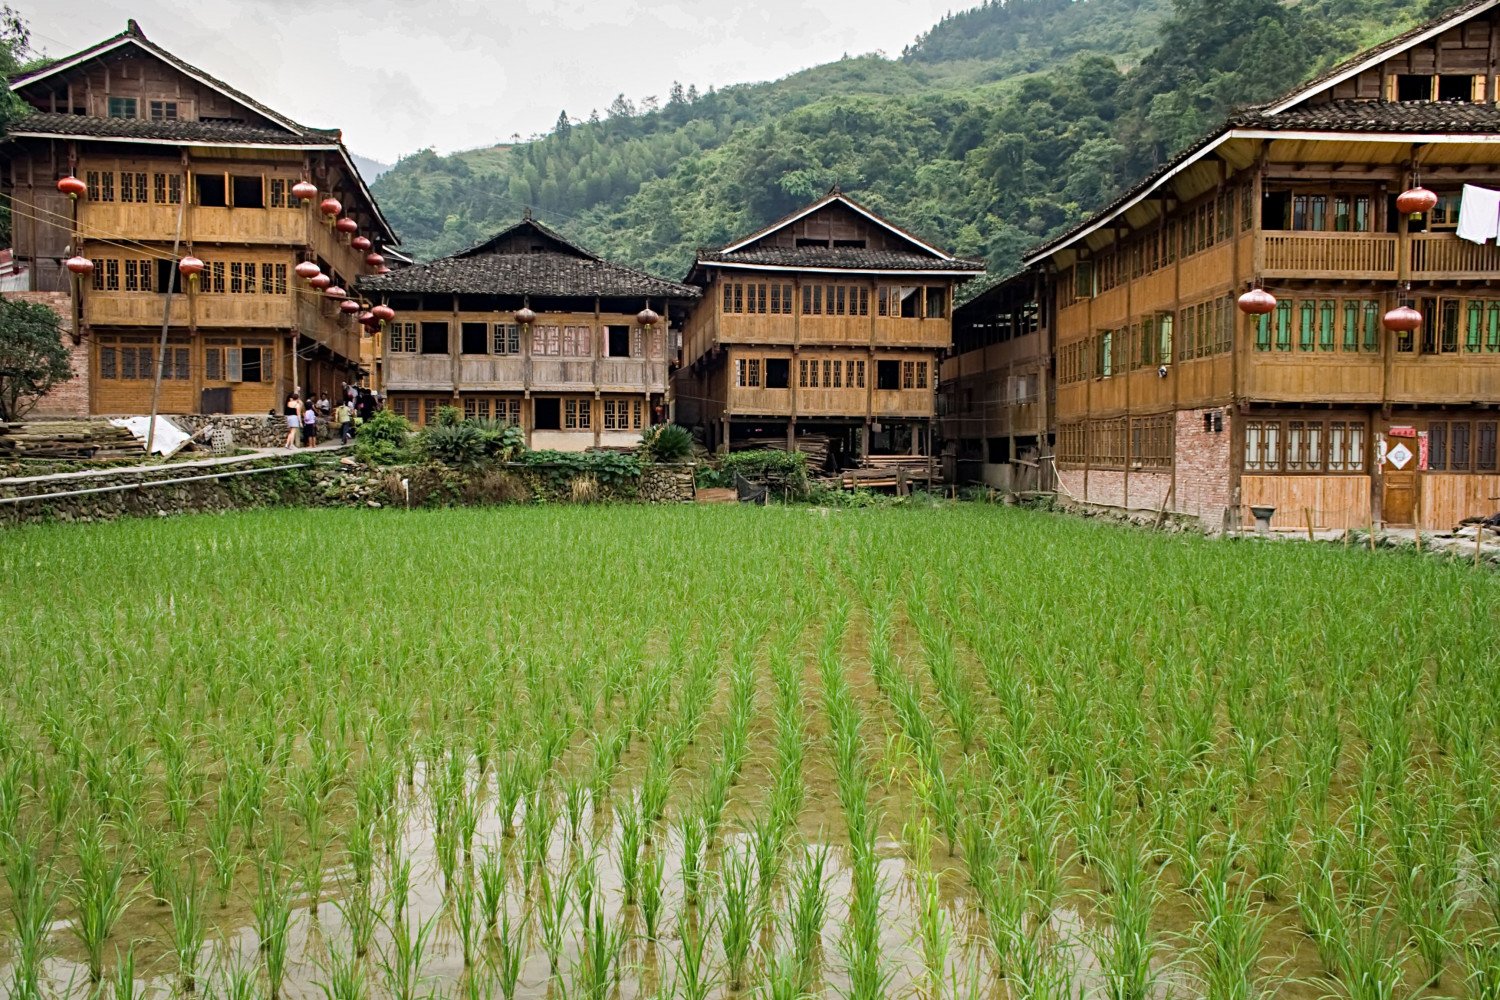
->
<box><xmin>25</xmin><ymin>0</ymin><xmax>961</xmax><ymax>165</ymax></box>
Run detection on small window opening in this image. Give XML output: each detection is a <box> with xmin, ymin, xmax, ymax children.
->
<box><xmin>876</xmin><ymin>360</ymin><xmax>901</xmax><ymax>390</ymax></box>
<box><xmin>196</xmin><ymin>174</ymin><xmax>228</xmax><ymax>207</ymax></box>
<box><xmin>240</xmin><ymin>347</ymin><xmax>264</xmax><ymax>383</ymax></box>
<box><xmin>833</xmin><ymin>239</ymin><xmax>866</xmax><ymax>248</ymax></box>
<box><xmin>1437</xmin><ymin>75</ymin><xmax>1472</xmax><ymax>102</ymax></box>
<box><xmin>461</xmin><ymin>322</ymin><xmax>488</xmax><ymax>354</ymax></box>
<box><xmin>533</xmin><ymin>398</ymin><xmax>561</xmax><ymax>430</ymax></box>
<box><xmin>420</xmin><ymin>322</ymin><xmax>449</xmax><ymax>355</ymax></box>
<box><xmin>764</xmin><ymin>358</ymin><xmax>790</xmax><ymax>389</ymax></box>
<box><xmin>231</xmin><ymin>175</ymin><xmax>264</xmax><ymax>208</ymax></box>
<box><xmin>607</xmin><ymin>325</ymin><xmax>632</xmax><ymax>357</ymax></box>
<box><xmin>1397</xmin><ymin>74</ymin><xmax>1431</xmax><ymax>101</ymax></box>
<box><xmin>795</xmin><ymin>238</ymin><xmax>831</xmax><ymax>248</ymax></box>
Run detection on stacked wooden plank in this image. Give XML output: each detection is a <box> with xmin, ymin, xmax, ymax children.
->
<box><xmin>0</xmin><ymin>420</ymin><xmax>143</xmax><ymax>460</ymax></box>
<box><xmin>841</xmin><ymin>455</ymin><xmax>940</xmax><ymax>491</ymax></box>
<box><xmin>734</xmin><ymin>434</ymin><xmax>833</xmax><ymax>470</ymax></box>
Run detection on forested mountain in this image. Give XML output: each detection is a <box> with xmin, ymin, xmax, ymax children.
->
<box><xmin>371</xmin><ymin>0</ymin><xmax>1469</xmax><ymax>282</ymax></box>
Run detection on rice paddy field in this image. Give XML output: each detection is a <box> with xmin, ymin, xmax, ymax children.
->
<box><xmin>1</xmin><ymin>504</ymin><xmax>1499</xmax><ymax>1000</ymax></box>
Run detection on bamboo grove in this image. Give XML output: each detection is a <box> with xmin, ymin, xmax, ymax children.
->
<box><xmin>0</xmin><ymin>504</ymin><xmax>1497</xmax><ymax>998</ymax></box>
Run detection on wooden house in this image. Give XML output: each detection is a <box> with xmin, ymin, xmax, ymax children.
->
<box><xmin>3</xmin><ymin>21</ymin><xmax>395</xmax><ymax>416</ymax></box>
<box><xmin>940</xmin><ymin>272</ymin><xmax>1054</xmax><ymax>490</ymax></box>
<box><xmin>360</xmin><ymin>218</ymin><xmax>698</xmax><ymax>450</ymax></box>
<box><xmin>676</xmin><ymin>192</ymin><xmax>984</xmax><ymax>466</ymax></box>
<box><xmin>972</xmin><ymin>0</ymin><xmax>1500</xmax><ymax>530</ymax></box>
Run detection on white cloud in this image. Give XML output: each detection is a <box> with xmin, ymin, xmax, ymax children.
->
<box><xmin>18</xmin><ymin>0</ymin><xmax>959</xmax><ymax>163</ymax></box>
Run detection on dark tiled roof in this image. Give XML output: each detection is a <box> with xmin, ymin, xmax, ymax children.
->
<box><xmin>1232</xmin><ymin>99</ymin><xmax>1500</xmax><ymax>133</ymax></box>
<box><xmin>456</xmin><ymin>217</ymin><xmax>600</xmax><ymax>261</ymax></box>
<box><xmin>7</xmin><ymin>112</ymin><xmax>329</xmax><ymax>145</ymax></box>
<box><xmin>9</xmin><ymin>21</ymin><xmax>317</xmax><ymax>138</ymax></box>
<box><xmin>358</xmin><ymin>252</ymin><xmax>700</xmax><ymax>299</ymax></box>
<box><xmin>1249</xmin><ymin>0</ymin><xmax>1497</xmax><ymax>114</ymax></box>
<box><xmin>698</xmin><ymin>246</ymin><xmax>985</xmax><ymax>272</ymax></box>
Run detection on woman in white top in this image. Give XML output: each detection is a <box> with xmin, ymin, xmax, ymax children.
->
<box><xmin>302</xmin><ymin>402</ymin><xmax>318</xmax><ymax>446</ymax></box>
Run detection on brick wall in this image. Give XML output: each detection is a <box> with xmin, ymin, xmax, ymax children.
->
<box><xmin>8</xmin><ymin>291</ymin><xmax>88</xmax><ymax>418</ymax></box>
<box><xmin>1173</xmin><ymin>407</ymin><xmax>1233</xmax><ymax>528</ymax></box>
<box><xmin>1085</xmin><ymin>469</ymin><xmax>1126</xmax><ymax>508</ymax></box>
<box><xmin>1128</xmin><ymin>471</ymin><xmax>1172</xmax><ymax>512</ymax></box>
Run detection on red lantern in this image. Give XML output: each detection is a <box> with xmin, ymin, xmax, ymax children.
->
<box><xmin>324</xmin><ymin>285</ymin><xmax>347</xmax><ymax>299</ymax></box>
<box><xmin>1237</xmin><ymin>288</ymin><xmax>1277</xmax><ymax>315</ymax></box>
<box><xmin>1383</xmin><ymin>306</ymin><xmax>1423</xmax><ymax>332</ymax></box>
<box><xmin>57</xmin><ymin>175</ymin><xmax>87</xmax><ymax>199</ymax></box>
<box><xmin>340</xmin><ymin>299</ymin><xmax>361</xmax><ymax>314</ymax></box>
<box><xmin>516</xmin><ymin>306</ymin><xmax>537</xmax><ymax>325</ymax></box>
<box><xmin>365</xmin><ymin>252</ymin><xmax>384</xmax><ymax>268</ymax></box>
<box><xmin>358</xmin><ymin>310</ymin><xmax>377</xmax><ymax>328</ymax></box>
<box><xmin>376</xmin><ymin>265</ymin><xmax>391</xmax><ymax>275</ymax></box>
<box><xmin>319</xmin><ymin>197</ymin><xmax>342</xmax><ymax>218</ymax></box>
<box><xmin>178</xmin><ymin>256</ymin><xmax>205</xmax><ymax>277</ymax></box>
<box><xmin>1396</xmin><ymin>187</ymin><xmax>1439</xmax><ymax>216</ymax></box>
<box><xmin>309</xmin><ymin>274</ymin><xmax>333</xmax><ymax>290</ymax></box>
<box><xmin>336</xmin><ymin>217</ymin><xmax>358</xmax><ymax>234</ymax></box>
<box><xmin>291</xmin><ymin>181</ymin><xmax>319</xmax><ymax>202</ymax></box>
<box><xmin>294</xmin><ymin>261</ymin><xmax>322</xmax><ymax>280</ymax></box>
<box><xmin>65</xmin><ymin>255</ymin><xmax>94</xmax><ymax>276</ymax></box>
<box><xmin>637</xmin><ymin>307</ymin><xmax>661</xmax><ymax>327</ymax></box>
<box><xmin>351</xmin><ymin>236</ymin><xmax>372</xmax><ymax>252</ymax></box>
<box><xmin>371</xmin><ymin>304</ymin><xmax>396</xmax><ymax>322</ymax></box>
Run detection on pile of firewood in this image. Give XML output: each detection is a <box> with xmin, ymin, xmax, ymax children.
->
<box><xmin>736</xmin><ymin>433</ymin><xmax>833</xmax><ymax>470</ymax></box>
<box><xmin>0</xmin><ymin>420</ymin><xmax>143</xmax><ymax>460</ymax></box>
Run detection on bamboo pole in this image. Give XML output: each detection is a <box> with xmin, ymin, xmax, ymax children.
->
<box><xmin>1414</xmin><ymin>500</ymin><xmax>1422</xmax><ymax>554</ymax></box>
<box><xmin>1305</xmin><ymin>507</ymin><xmax>1315</xmax><ymax>542</ymax></box>
<box><xmin>1477</xmin><ymin>525</ymin><xmax>1485</xmax><ymax>568</ymax></box>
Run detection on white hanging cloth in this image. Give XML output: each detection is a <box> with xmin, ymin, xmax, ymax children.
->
<box><xmin>1456</xmin><ymin>183</ymin><xmax>1500</xmax><ymax>245</ymax></box>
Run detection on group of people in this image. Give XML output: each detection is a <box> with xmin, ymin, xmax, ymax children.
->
<box><xmin>281</xmin><ymin>383</ymin><xmax>378</xmax><ymax>448</ymax></box>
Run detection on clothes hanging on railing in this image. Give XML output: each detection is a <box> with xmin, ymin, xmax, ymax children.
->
<box><xmin>1456</xmin><ymin>183</ymin><xmax>1500</xmax><ymax>244</ymax></box>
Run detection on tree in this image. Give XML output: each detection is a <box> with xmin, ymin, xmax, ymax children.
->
<box><xmin>0</xmin><ymin>297</ymin><xmax>72</xmax><ymax>421</ymax></box>
<box><xmin>554</xmin><ymin>110</ymin><xmax>571</xmax><ymax>141</ymax></box>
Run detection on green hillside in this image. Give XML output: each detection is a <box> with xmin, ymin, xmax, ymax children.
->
<box><xmin>371</xmin><ymin>0</ymin><xmax>1467</xmax><ymax>281</ymax></box>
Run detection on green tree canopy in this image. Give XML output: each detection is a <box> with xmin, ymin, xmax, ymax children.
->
<box><xmin>0</xmin><ymin>297</ymin><xmax>73</xmax><ymax>422</ymax></box>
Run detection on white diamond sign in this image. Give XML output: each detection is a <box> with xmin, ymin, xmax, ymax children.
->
<box><xmin>1388</xmin><ymin>442</ymin><xmax>1413</xmax><ymax>470</ymax></box>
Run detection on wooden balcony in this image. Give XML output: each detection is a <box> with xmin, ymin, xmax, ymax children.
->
<box><xmin>385</xmin><ymin>355</ymin><xmax>454</xmax><ymax>391</ymax></box>
<box><xmin>1260</xmin><ymin>232</ymin><xmax>1397</xmax><ymax>280</ymax></box>
<box><xmin>532</xmin><ymin>358</ymin><xmax>598</xmax><ymax>390</ymax></box>
<box><xmin>84</xmin><ymin>290</ymin><xmax>190</xmax><ymax>327</ymax></box>
<box><xmin>1408</xmin><ymin>233</ymin><xmax>1500</xmax><ymax>279</ymax></box>
<box><xmin>192</xmin><ymin>207</ymin><xmax>306</xmax><ymax>245</ymax></box>
<box><xmin>84</xmin><ymin>290</ymin><xmax>293</xmax><ymax>328</ymax></box>
<box><xmin>460</xmin><ymin>356</ymin><xmax>525</xmax><ymax>387</ymax></box>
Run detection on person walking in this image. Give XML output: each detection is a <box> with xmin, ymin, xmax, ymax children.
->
<box><xmin>283</xmin><ymin>391</ymin><xmax>302</xmax><ymax>449</ymax></box>
<box><xmin>335</xmin><ymin>399</ymin><xmax>354</xmax><ymax>445</ymax></box>
<box><xmin>302</xmin><ymin>400</ymin><xmax>319</xmax><ymax>447</ymax></box>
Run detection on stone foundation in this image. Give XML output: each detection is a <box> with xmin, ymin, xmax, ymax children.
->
<box><xmin>171</xmin><ymin>414</ymin><xmax>293</xmax><ymax>450</ymax></box>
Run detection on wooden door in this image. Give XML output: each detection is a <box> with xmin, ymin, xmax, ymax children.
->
<box><xmin>1381</xmin><ymin>424</ymin><xmax>1420</xmax><ymax>526</ymax></box>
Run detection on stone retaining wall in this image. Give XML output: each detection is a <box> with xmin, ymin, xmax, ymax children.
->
<box><xmin>0</xmin><ymin>458</ymin><xmax>698</xmax><ymax>527</ymax></box>
<box><xmin>171</xmin><ymin>414</ymin><xmax>296</xmax><ymax>450</ymax></box>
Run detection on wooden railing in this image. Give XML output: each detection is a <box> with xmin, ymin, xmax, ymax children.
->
<box><xmin>531</xmin><ymin>359</ymin><xmax>597</xmax><ymax>389</ymax></box>
<box><xmin>1261</xmin><ymin>232</ymin><xmax>1397</xmax><ymax>279</ymax></box>
<box><xmin>459</xmin><ymin>356</ymin><xmax>525</xmax><ymax>386</ymax></box>
<box><xmin>1409</xmin><ymin>233</ymin><xmax>1500</xmax><ymax>278</ymax></box>
<box><xmin>385</xmin><ymin>355</ymin><xmax>454</xmax><ymax>389</ymax></box>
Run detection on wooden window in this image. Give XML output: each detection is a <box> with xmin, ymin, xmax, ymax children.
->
<box><xmin>736</xmin><ymin>357</ymin><xmax>760</xmax><ymax>388</ymax></box>
<box><xmin>205</xmin><ymin>348</ymin><xmax>222</xmax><ymax>381</ymax></box>
<box><xmin>799</xmin><ymin>359</ymin><xmax>810</xmax><ymax>388</ymax></box>
<box><xmin>96</xmin><ymin>258</ymin><xmax>120</xmax><ymax>291</ymax></box>
<box><xmin>1478</xmin><ymin>421</ymin><xmax>1498</xmax><ymax>472</ymax></box>
<box><xmin>1453</xmin><ymin>421</ymin><xmax>1472</xmax><ymax>471</ymax></box>
<box><xmin>269</xmin><ymin>179</ymin><xmax>287</xmax><ymax>208</ymax></box>
<box><xmin>1244</xmin><ymin>420</ymin><xmax>1280</xmax><ymax>472</ymax></box>
<box><xmin>533</xmin><ymin>325</ymin><xmax>561</xmax><ymax>356</ymax></box>
<box><xmin>1247</xmin><ymin>417</ymin><xmax>1365</xmax><ymax>473</ymax></box>
<box><xmin>916</xmin><ymin>361</ymin><xmax>928</xmax><ymax>389</ymax></box>
<box><xmin>750</xmin><ymin>284</ymin><xmax>767</xmax><ymax>314</ymax></box>
<box><xmin>461</xmin><ymin>323</ymin><xmax>489</xmax><ymax>355</ymax></box>
<box><xmin>108</xmin><ymin>97</ymin><xmax>137</xmax><ymax>119</ymax></box>
<box><xmin>1058</xmin><ymin>422</ymin><xmax>1086</xmax><ymax>466</ymax></box>
<box><xmin>1298</xmin><ymin>301</ymin><xmax>1316</xmax><ymax>352</ymax></box>
<box><xmin>1292</xmin><ymin>195</ymin><xmax>1327</xmax><ymax>232</ymax></box>
<box><xmin>764</xmin><ymin>359</ymin><xmax>790</xmax><ymax>389</ymax></box>
<box><xmin>149</xmin><ymin>100</ymin><xmax>178</xmax><ymax>121</ymax></box>
<box><xmin>118</xmin><ymin>172</ymin><xmax>146</xmax><ymax>203</ymax></box>
<box><xmin>99</xmin><ymin>346</ymin><xmax>117</xmax><ymax>379</ymax></box>
<box><xmin>1096</xmin><ymin>330</ymin><xmax>1113</xmax><ymax>377</ymax></box>
<box><xmin>853</xmin><ymin>359</ymin><xmax>865</xmax><ymax>388</ymax></box>
<box><xmin>822</xmin><ymin>359</ymin><xmax>833</xmax><ymax>387</ymax></box>
<box><xmin>504</xmin><ymin>399</ymin><xmax>522</xmax><ymax>425</ymax></box>
<box><xmin>722</xmin><ymin>283</ymin><xmax>733</xmax><ymax>313</ymax></box>
<box><xmin>602</xmin><ymin>399</ymin><xmax>619</xmax><ymax>430</ymax></box>
<box><xmin>493</xmin><ymin>324</ymin><xmax>520</xmax><ymax>355</ymax></box>
<box><xmin>902</xmin><ymin>360</ymin><xmax>915</xmax><ymax>390</ymax></box>
<box><xmin>1129</xmin><ymin>414</ymin><xmax>1172</xmax><ymax>469</ymax></box>
<box><xmin>390</xmin><ymin>323</ymin><xmax>416</xmax><ymax>353</ymax></box>
<box><xmin>1317</xmin><ymin>300</ymin><xmax>1335</xmax><ymax>352</ymax></box>
<box><xmin>1090</xmin><ymin>417</ymin><xmax>1126</xmax><ymax>468</ymax></box>
<box><xmin>421</xmin><ymin>322</ymin><xmax>450</xmax><ymax>355</ymax></box>
<box><xmin>1440</xmin><ymin>299</ymin><xmax>1460</xmax><ymax>354</ymax></box>
<box><xmin>203</xmin><ymin>261</ymin><xmax>224</xmax><ymax>294</ymax></box>
<box><xmin>562</xmin><ymin>325</ymin><xmax>592</xmax><ymax>357</ymax></box>
<box><xmin>733</xmin><ymin>283</ymin><xmax>744</xmax><ymax>314</ymax></box>
<box><xmin>564</xmin><ymin>398</ymin><xmax>591</xmax><ymax>429</ymax></box>
<box><xmin>1327</xmin><ymin>422</ymin><xmax>1365</xmax><ymax>472</ymax></box>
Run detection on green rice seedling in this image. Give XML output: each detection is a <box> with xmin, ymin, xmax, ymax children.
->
<box><xmin>376</xmin><ymin>909</ymin><xmax>439</xmax><ymax>1000</ymax></box>
<box><xmin>5</xmin><ymin>831</ymin><xmax>61</xmax><ymax>1000</ymax></box>
<box><xmin>168</xmin><ymin>863</ymin><xmax>209</xmax><ymax>993</ymax></box>
<box><xmin>563</xmin><ymin>774</ymin><xmax>589</xmax><ymax>841</ymax></box>
<box><xmin>346</xmin><ymin>812</ymin><xmax>376</xmax><ymax>889</ymax></box>
<box><xmin>1094</xmin><ymin>835</ymin><xmax>1166</xmax><ymax>1000</ymax></box>
<box><xmin>1251</xmin><ymin>777</ymin><xmax>1299</xmax><ymax>901</ymax></box>
<box><xmin>913</xmin><ymin>845</ymin><xmax>952</xmax><ymax>1000</ymax></box>
<box><xmin>750</xmin><ymin>812</ymin><xmax>785</xmax><ymax>908</ymax></box>
<box><xmin>575</xmin><ymin>893</ymin><xmax>626</xmax><ymax>1000</ymax></box>
<box><xmin>618</xmin><ymin>794</ymin><xmax>645</xmax><ymax>905</ymax></box>
<box><xmin>302</xmin><ymin>841</ymin><xmax>329</xmax><ymax>916</ymax></box>
<box><xmin>477</xmin><ymin>842</ymin><xmax>506</xmax><ymax>928</ymax></box>
<box><xmin>674</xmin><ymin>906</ymin><xmax>718</xmax><ymax>1000</ymax></box>
<box><xmin>336</xmin><ymin>877</ymin><xmax>379</xmax><ymax>959</ymax></box>
<box><xmin>1295</xmin><ymin>850</ymin><xmax>1349</xmax><ymax>976</ymax></box>
<box><xmin>252</xmin><ymin>860</ymin><xmax>293</xmax><ymax>1000</ymax></box>
<box><xmin>386</xmin><ymin>843</ymin><xmax>414</xmax><ymax>924</ymax></box>
<box><xmin>315</xmin><ymin>931</ymin><xmax>367</xmax><ymax>1000</ymax></box>
<box><xmin>210</xmin><ymin>945</ymin><xmax>262</xmax><ymax>1000</ymax></box>
<box><xmin>205</xmin><ymin>783</ymin><xmax>240</xmax><ymax>907</ymax></box>
<box><xmin>137</xmin><ymin>824</ymin><xmax>176</xmax><ymax>906</ymax></box>
<box><xmin>71</xmin><ymin>814</ymin><xmax>135</xmax><ymax>983</ymax></box>
<box><xmin>452</xmin><ymin>871</ymin><xmax>484</xmax><ymax>968</ymax></box>
<box><xmin>680</xmin><ymin>812</ymin><xmax>706</xmax><ymax>908</ymax></box>
<box><xmin>1462</xmin><ymin>933</ymin><xmax>1500</xmax><ymax>999</ymax></box>
<box><xmin>1189</xmin><ymin>838</ymin><xmax>1272</xmax><ymax>1000</ymax></box>
<box><xmin>787</xmin><ymin>844</ymin><xmax>830</xmax><ymax>987</ymax></box>
<box><xmin>494</xmin><ymin>905</ymin><xmax>524</xmax><ymax>1000</ymax></box>
<box><xmin>640</xmin><ymin>846</ymin><xmax>667</xmax><ymax>941</ymax></box>
<box><xmin>110</xmin><ymin>945</ymin><xmax>140</xmax><ymax>1000</ymax></box>
<box><xmin>522</xmin><ymin>784</ymin><xmax>556</xmax><ymax>881</ymax></box>
<box><xmin>1326</xmin><ymin>911</ymin><xmax>1408</xmax><ymax>1000</ymax></box>
<box><xmin>720</xmin><ymin>843</ymin><xmax>758</xmax><ymax>990</ymax></box>
<box><xmin>538</xmin><ymin>861</ymin><xmax>574</xmax><ymax>973</ymax></box>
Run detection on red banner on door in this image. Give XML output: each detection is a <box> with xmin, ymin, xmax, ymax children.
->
<box><xmin>1389</xmin><ymin>425</ymin><xmax>1417</xmax><ymax>438</ymax></box>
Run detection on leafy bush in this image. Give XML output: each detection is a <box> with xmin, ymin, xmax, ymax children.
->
<box><xmin>435</xmin><ymin>405</ymin><xmax>463</xmax><ymax>427</ymax></box>
<box><xmin>697</xmin><ymin>450</ymin><xmax>808</xmax><ymax>489</ymax></box>
<box><xmin>640</xmin><ymin>424</ymin><xmax>694</xmax><ymax>463</ymax></box>
<box><xmin>353</xmin><ymin>409</ymin><xmax>414</xmax><ymax>465</ymax></box>
<box><xmin>470</xmin><ymin>419</ymin><xmax>527</xmax><ymax>461</ymax></box>
<box><xmin>517</xmin><ymin>450</ymin><xmax>641</xmax><ymax>493</ymax></box>
<box><xmin>419</xmin><ymin>422</ymin><xmax>489</xmax><ymax>468</ymax></box>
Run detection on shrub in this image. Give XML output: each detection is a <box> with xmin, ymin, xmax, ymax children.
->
<box><xmin>516</xmin><ymin>450</ymin><xmax>641</xmax><ymax>497</ymax></box>
<box><xmin>698</xmin><ymin>450</ymin><xmax>809</xmax><ymax>491</ymax></box>
<box><xmin>419</xmin><ymin>423</ymin><xmax>488</xmax><ymax>468</ymax></box>
<box><xmin>353</xmin><ymin>410</ymin><xmax>415</xmax><ymax>466</ymax></box>
<box><xmin>462</xmin><ymin>469</ymin><xmax>532</xmax><ymax>505</ymax></box>
<box><xmin>435</xmin><ymin>406</ymin><xmax>463</xmax><ymax>427</ymax></box>
<box><xmin>471</xmin><ymin>419</ymin><xmax>527</xmax><ymax>461</ymax></box>
<box><xmin>640</xmin><ymin>424</ymin><xmax>694</xmax><ymax>463</ymax></box>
